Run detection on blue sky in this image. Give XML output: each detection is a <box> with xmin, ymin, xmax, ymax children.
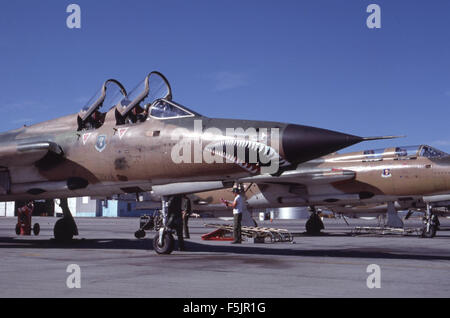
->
<box><xmin>0</xmin><ymin>0</ymin><xmax>449</xmax><ymax>153</ymax></box>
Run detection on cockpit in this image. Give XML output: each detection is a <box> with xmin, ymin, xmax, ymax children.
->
<box><xmin>149</xmin><ymin>100</ymin><xmax>193</xmax><ymax>119</ymax></box>
<box><xmin>363</xmin><ymin>145</ymin><xmax>448</xmax><ymax>161</ymax></box>
<box><xmin>77</xmin><ymin>72</ymin><xmax>200</xmax><ymax>130</ymax></box>
<box><xmin>327</xmin><ymin>145</ymin><xmax>448</xmax><ymax>163</ymax></box>
<box><xmin>115</xmin><ymin>71</ymin><xmax>197</xmax><ymax>125</ymax></box>
<box><xmin>77</xmin><ymin>79</ymin><xmax>127</xmax><ymax>131</ymax></box>
<box><xmin>418</xmin><ymin>145</ymin><xmax>448</xmax><ymax>159</ymax></box>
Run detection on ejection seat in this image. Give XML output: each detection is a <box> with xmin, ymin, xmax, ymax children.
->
<box><xmin>77</xmin><ymin>79</ymin><xmax>127</xmax><ymax>131</ymax></box>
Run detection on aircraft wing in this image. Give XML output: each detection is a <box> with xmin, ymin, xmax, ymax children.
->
<box><xmin>0</xmin><ymin>141</ymin><xmax>64</xmax><ymax>167</ymax></box>
<box><xmin>238</xmin><ymin>168</ymin><xmax>355</xmax><ymax>186</ymax></box>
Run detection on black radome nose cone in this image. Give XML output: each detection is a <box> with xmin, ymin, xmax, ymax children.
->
<box><xmin>282</xmin><ymin>124</ymin><xmax>363</xmax><ymax>164</ymax></box>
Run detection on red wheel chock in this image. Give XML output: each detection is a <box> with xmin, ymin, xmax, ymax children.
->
<box><xmin>201</xmin><ymin>228</ymin><xmax>234</xmax><ymax>241</ymax></box>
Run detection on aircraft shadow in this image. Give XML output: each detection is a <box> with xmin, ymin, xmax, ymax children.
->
<box><xmin>0</xmin><ymin>236</ymin><xmax>449</xmax><ymax>262</ymax></box>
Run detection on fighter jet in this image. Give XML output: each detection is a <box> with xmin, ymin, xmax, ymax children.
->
<box><xmin>186</xmin><ymin>145</ymin><xmax>450</xmax><ymax>237</ymax></box>
<box><xmin>0</xmin><ymin>71</ymin><xmax>395</xmax><ymax>254</ymax></box>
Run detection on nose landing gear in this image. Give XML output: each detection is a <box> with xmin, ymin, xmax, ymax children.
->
<box><xmin>149</xmin><ymin>195</ymin><xmax>186</xmax><ymax>254</ymax></box>
<box><xmin>53</xmin><ymin>198</ymin><xmax>78</xmax><ymax>242</ymax></box>
<box><xmin>422</xmin><ymin>204</ymin><xmax>438</xmax><ymax>238</ymax></box>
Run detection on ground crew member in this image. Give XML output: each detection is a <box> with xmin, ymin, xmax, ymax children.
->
<box><xmin>222</xmin><ymin>187</ymin><xmax>245</xmax><ymax>244</ymax></box>
<box><xmin>166</xmin><ymin>194</ymin><xmax>185</xmax><ymax>251</ymax></box>
<box><xmin>17</xmin><ymin>201</ymin><xmax>34</xmax><ymax>235</ymax></box>
<box><xmin>181</xmin><ymin>195</ymin><xmax>192</xmax><ymax>239</ymax></box>
<box><xmin>18</xmin><ymin>201</ymin><xmax>34</xmax><ymax>218</ymax></box>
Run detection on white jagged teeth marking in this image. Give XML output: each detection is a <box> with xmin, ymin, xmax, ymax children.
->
<box><xmin>260</xmin><ymin>145</ymin><xmax>266</xmax><ymax>154</ymax></box>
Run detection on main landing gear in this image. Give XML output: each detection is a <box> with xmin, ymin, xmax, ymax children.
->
<box><xmin>305</xmin><ymin>206</ymin><xmax>325</xmax><ymax>235</ymax></box>
<box><xmin>422</xmin><ymin>203</ymin><xmax>438</xmax><ymax>238</ymax></box>
<box><xmin>53</xmin><ymin>198</ymin><xmax>78</xmax><ymax>242</ymax></box>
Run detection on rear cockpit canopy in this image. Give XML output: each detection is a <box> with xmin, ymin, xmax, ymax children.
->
<box><xmin>115</xmin><ymin>71</ymin><xmax>197</xmax><ymax>125</ymax></box>
<box><xmin>77</xmin><ymin>79</ymin><xmax>126</xmax><ymax>131</ymax></box>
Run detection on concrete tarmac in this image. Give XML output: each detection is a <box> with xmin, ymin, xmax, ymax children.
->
<box><xmin>0</xmin><ymin>216</ymin><xmax>449</xmax><ymax>298</ymax></box>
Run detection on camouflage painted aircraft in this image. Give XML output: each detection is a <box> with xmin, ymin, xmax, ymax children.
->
<box><xmin>0</xmin><ymin>71</ymin><xmax>394</xmax><ymax>254</ymax></box>
<box><xmin>186</xmin><ymin>145</ymin><xmax>450</xmax><ymax>238</ymax></box>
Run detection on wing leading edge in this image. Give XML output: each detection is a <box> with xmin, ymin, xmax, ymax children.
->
<box><xmin>238</xmin><ymin>168</ymin><xmax>355</xmax><ymax>186</ymax></box>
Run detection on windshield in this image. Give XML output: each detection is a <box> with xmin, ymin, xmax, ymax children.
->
<box><xmin>149</xmin><ymin>100</ymin><xmax>193</xmax><ymax>119</ymax></box>
<box><xmin>419</xmin><ymin>145</ymin><xmax>448</xmax><ymax>158</ymax></box>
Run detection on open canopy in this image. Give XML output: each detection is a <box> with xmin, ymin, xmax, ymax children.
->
<box><xmin>78</xmin><ymin>79</ymin><xmax>127</xmax><ymax>121</ymax></box>
<box><xmin>116</xmin><ymin>71</ymin><xmax>172</xmax><ymax>116</ymax></box>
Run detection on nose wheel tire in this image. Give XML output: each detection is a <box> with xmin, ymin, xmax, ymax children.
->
<box><xmin>153</xmin><ymin>232</ymin><xmax>175</xmax><ymax>254</ymax></box>
<box><xmin>421</xmin><ymin>224</ymin><xmax>437</xmax><ymax>238</ymax></box>
<box><xmin>33</xmin><ymin>223</ymin><xmax>40</xmax><ymax>236</ymax></box>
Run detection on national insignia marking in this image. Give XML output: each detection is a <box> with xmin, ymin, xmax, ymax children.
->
<box><xmin>95</xmin><ymin>135</ymin><xmax>107</xmax><ymax>152</ymax></box>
